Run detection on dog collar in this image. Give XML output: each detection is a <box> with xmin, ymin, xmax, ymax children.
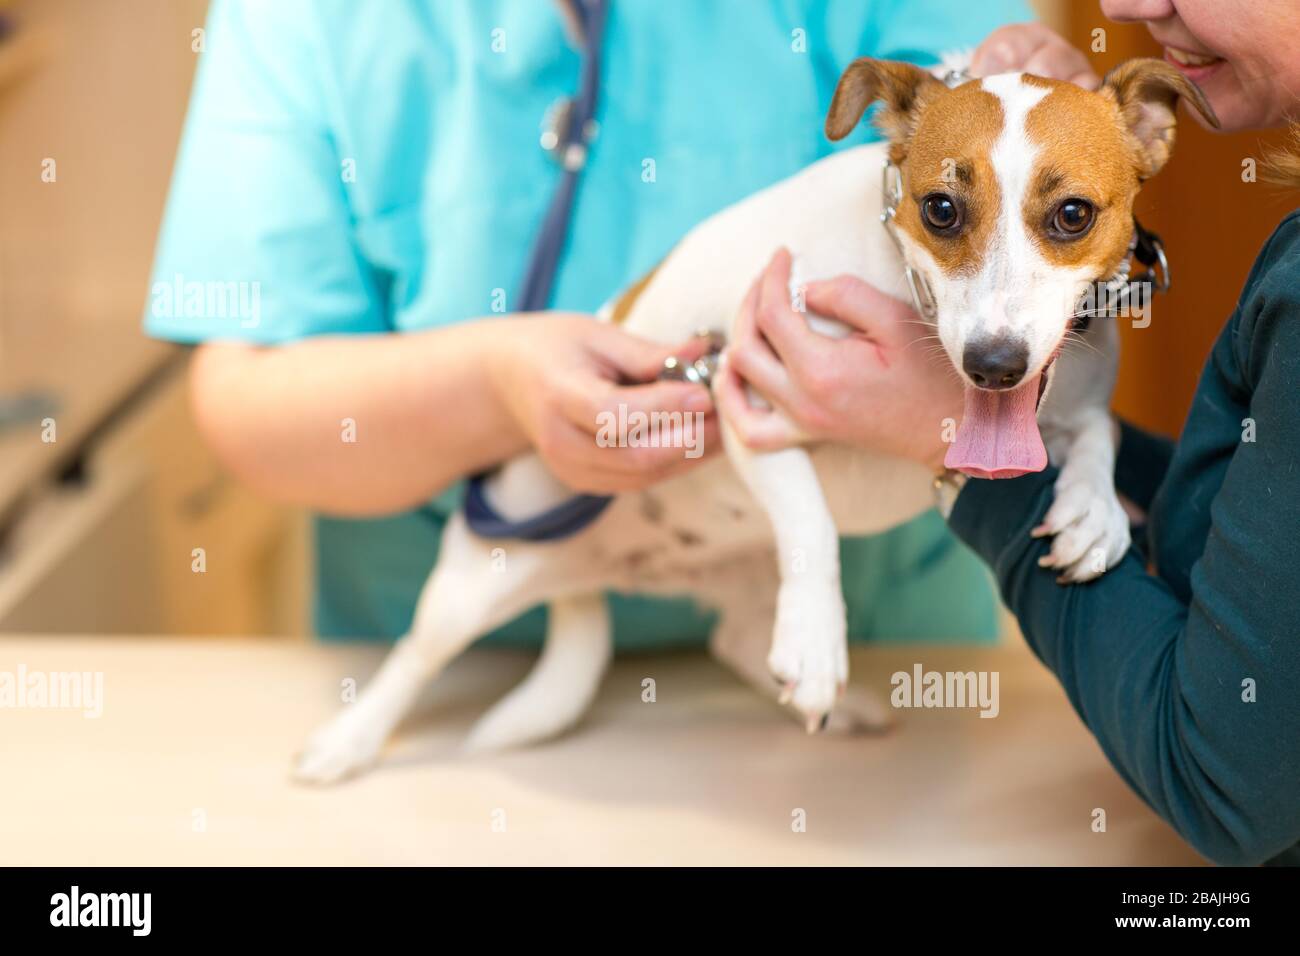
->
<box><xmin>940</xmin><ymin>67</ymin><xmax>973</xmax><ymax>88</ymax></box>
<box><xmin>1073</xmin><ymin>219</ymin><xmax>1170</xmax><ymax>332</ymax></box>
<box><xmin>878</xmin><ymin>63</ymin><xmax>972</xmax><ymax>318</ymax></box>
<box><xmin>880</xmin><ymin>158</ymin><xmax>940</xmax><ymax>320</ymax></box>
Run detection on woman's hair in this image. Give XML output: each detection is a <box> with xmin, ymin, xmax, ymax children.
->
<box><xmin>1262</xmin><ymin>122</ymin><xmax>1300</xmax><ymax>189</ymax></box>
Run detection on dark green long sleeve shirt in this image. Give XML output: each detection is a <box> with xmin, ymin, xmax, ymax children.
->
<box><xmin>949</xmin><ymin>211</ymin><xmax>1300</xmax><ymax>866</ymax></box>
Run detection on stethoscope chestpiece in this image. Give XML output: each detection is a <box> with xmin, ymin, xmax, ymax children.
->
<box><xmin>659</xmin><ymin>329</ymin><xmax>725</xmax><ymax>387</ymax></box>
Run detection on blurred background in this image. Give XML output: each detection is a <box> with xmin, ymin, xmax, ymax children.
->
<box><xmin>0</xmin><ymin>0</ymin><xmax>1292</xmax><ymax>639</ymax></box>
<box><xmin>0</xmin><ymin>0</ymin><xmax>305</xmax><ymax>636</ymax></box>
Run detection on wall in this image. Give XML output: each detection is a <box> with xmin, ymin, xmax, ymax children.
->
<box><xmin>0</xmin><ymin>0</ymin><xmax>309</xmax><ymax>638</ymax></box>
<box><xmin>0</xmin><ymin>0</ymin><xmax>209</xmax><ymax>357</ymax></box>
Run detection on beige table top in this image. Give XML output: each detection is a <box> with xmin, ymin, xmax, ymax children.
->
<box><xmin>0</xmin><ymin>636</ymin><xmax>1204</xmax><ymax>866</ymax></box>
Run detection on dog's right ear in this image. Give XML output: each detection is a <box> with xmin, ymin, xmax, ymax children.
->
<box><xmin>825</xmin><ymin>58</ymin><xmax>947</xmax><ymax>151</ymax></box>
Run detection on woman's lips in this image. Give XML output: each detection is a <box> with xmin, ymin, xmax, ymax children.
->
<box><xmin>1164</xmin><ymin>45</ymin><xmax>1225</xmax><ymax>81</ymax></box>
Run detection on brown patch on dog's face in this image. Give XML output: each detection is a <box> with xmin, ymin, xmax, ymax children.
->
<box><xmin>889</xmin><ymin>78</ymin><xmax>1141</xmax><ymax>285</ymax></box>
<box><xmin>1022</xmin><ymin>78</ymin><xmax>1141</xmax><ymax>278</ymax></box>
<box><xmin>889</xmin><ymin>82</ymin><xmax>1005</xmax><ymax>278</ymax></box>
<box><xmin>830</xmin><ymin>61</ymin><xmax>1212</xmax><ymax>290</ymax></box>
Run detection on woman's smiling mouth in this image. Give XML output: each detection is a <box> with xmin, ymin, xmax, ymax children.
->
<box><xmin>1164</xmin><ymin>45</ymin><xmax>1226</xmax><ymax>79</ymax></box>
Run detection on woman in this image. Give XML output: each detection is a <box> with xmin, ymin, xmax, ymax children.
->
<box><xmin>720</xmin><ymin>0</ymin><xmax>1300</xmax><ymax>865</ymax></box>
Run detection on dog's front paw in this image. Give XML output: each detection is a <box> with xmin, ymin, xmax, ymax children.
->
<box><xmin>1032</xmin><ymin>476</ymin><xmax>1130</xmax><ymax>583</ymax></box>
<box><xmin>768</xmin><ymin>581</ymin><xmax>848</xmax><ymax>732</ymax></box>
<box><xmin>293</xmin><ymin>709</ymin><xmax>386</xmax><ymax>786</ymax></box>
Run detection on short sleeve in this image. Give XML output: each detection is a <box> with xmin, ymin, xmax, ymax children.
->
<box><xmin>144</xmin><ymin>0</ymin><xmax>386</xmax><ymax>345</ymax></box>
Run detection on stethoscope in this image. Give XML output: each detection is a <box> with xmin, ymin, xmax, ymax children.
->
<box><xmin>517</xmin><ymin>0</ymin><xmax>608</xmax><ymax>313</ymax></box>
<box><xmin>463</xmin><ymin>0</ymin><xmax>616</xmax><ymax>542</ymax></box>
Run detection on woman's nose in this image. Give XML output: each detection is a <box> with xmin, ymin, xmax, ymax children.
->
<box><xmin>1099</xmin><ymin>0</ymin><xmax>1177</xmax><ymax>24</ymax></box>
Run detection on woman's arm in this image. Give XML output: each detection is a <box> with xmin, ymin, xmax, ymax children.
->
<box><xmin>191</xmin><ymin>315</ymin><xmax>718</xmax><ymax>516</ymax></box>
<box><xmin>950</xmin><ymin>231</ymin><xmax>1300</xmax><ymax>865</ymax></box>
<box><xmin>949</xmin><ymin>360</ymin><xmax>1299</xmax><ymax>866</ymax></box>
<box><xmin>723</xmin><ymin>244</ymin><xmax>1300</xmax><ymax>864</ymax></box>
<box><xmin>1114</xmin><ymin>418</ymin><xmax>1176</xmax><ymax>522</ymax></box>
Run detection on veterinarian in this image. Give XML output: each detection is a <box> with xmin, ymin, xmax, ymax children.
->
<box><xmin>147</xmin><ymin>0</ymin><xmax>1038</xmax><ymax>647</ymax></box>
<box><xmin>720</xmin><ymin>0</ymin><xmax>1300</xmax><ymax>865</ymax></box>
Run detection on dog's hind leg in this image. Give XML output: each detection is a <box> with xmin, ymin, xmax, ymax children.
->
<box><xmin>293</xmin><ymin>512</ymin><xmax>569</xmax><ymax>785</ymax></box>
<box><xmin>463</xmin><ymin>592</ymin><xmax>611</xmax><ymax>754</ymax></box>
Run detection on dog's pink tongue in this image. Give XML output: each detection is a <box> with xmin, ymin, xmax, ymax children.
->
<box><xmin>944</xmin><ymin>376</ymin><xmax>1048</xmax><ymax>479</ymax></box>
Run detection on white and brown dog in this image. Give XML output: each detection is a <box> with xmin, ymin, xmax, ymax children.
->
<box><xmin>295</xmin><ymin>57</ymin><xmax>1214</xmax><ymax>783</ymax></box>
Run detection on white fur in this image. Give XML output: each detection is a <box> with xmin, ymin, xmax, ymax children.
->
<box><xmin>295</xmin><ymin>90</ymin><xmax>1133</xmax><ymax>783</ymax></box>
<box><xmin>463</xmin><ymin>593</ymin><xmax>612</xmax><ymax>753</ymax></box>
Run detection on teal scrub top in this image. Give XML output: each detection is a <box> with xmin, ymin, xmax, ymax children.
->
<box><xmin>146</xmin><ymin>0</ymin><xmax>1031</xmax><ymax>647</ymax></box>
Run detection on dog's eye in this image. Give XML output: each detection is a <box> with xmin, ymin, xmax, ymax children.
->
<box><xmin>1052</xmin><ymin>199</ymin><xmax>1094</xmax><ymax>237</ymax></box>
<box><xmin>920</xmin><ymin>194</ymin><xmax>961</xmax><ymax>234</ymax></box>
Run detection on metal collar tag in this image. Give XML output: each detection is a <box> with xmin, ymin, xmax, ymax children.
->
<box><xmin>1075</xmin><ymin>222</ymin><xmax>1171</xmax><ymax>330</ymax></box>
<box><xmin>880</xmin><ymin>159</ymin><xmax>939</xmax><ymax>320</ymax></box>
<box><xmin>877</xmin><ymin>67</ymin><xmax>966</xmax><ymax>322</ymax></box>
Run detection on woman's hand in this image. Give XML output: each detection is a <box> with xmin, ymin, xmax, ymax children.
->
<box><xmin>488</xmin><ymin>314</ymin><xmax>720</xmax><ymax>494</ymax></box>
<box><xmin>971</xmin><ymin>22</ymin><xmax>1100</xmax><ymax>89</ymax></box>
<box><xmin>716</xmin><ymin>249</ymin><xmax>962</xmax><ymax>472</ymax></box>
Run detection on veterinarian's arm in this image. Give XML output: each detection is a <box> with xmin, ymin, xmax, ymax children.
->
<box><xmin>191</xmin><ymin>318</ymin><xmax>718</xmax><ymax>515</ymax></box>
<box><xmin>155</xmin><ymin>2</ymin><xmax>716</xmax><ymax>515</ymax></box>
<box><xmin>948</xmin><ymin>223</ymin><xmax>1300</xmax><ymax>866</ymax></box>
<box><xmin>189</xmin><ymin>327</ymin><xmax>519</xmax><ymax>514</ymax></box>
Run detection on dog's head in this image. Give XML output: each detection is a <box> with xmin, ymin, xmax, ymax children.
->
<box><xmin>826</xmin><ymin>58</ymin><xmax>1217</xmax><ymax>477</ymax></box>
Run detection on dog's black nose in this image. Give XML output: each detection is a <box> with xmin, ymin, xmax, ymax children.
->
<box><xmin>962</xmin><ymin>337</ymin><xmax>1029</xmax><ymax>389</ymax></box>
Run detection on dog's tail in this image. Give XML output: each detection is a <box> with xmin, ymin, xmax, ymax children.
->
<box><xmin>463</xmin><ymin>593</ymin><xmax>612</xmax><ymax>753</ymax></box>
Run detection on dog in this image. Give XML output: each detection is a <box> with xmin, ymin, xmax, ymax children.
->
<box><xmin>294</xmin><ymin>56</ymin><xmax>1215</xmax><ymax>784</ymax></box>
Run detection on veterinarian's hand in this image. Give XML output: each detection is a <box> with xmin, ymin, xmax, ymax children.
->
<box><xmin>972</xmin><ymin>22</ymin><xmax>1100</xmax><ymax>89</ymax></box>
<box><xmin>718</xmin><ymin>250</ymin><xmax>960</xmax><ymax>473</ymax></box>
<box><xmin>489</xmin><ymin>315</ymin><xmax>720</xmax><ymax>494</ymax></box>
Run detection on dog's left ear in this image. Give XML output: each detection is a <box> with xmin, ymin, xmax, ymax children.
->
<box><xmin>1101</xmin><ymin>58</ymin><xmax>1220</xmax><ymax>179</ymax></box>
<box><xmin>826</xmin><ymin>58</ymin><xmax>946</xmax><ymax>155</ymax></box>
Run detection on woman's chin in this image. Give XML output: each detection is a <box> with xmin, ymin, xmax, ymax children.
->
<box><xmin>1189</xmin><ymin>67</ymin><xmax>1276</xmax><ymax>132</ymax></box>
<box><xmin>1193</xmin><ymin>82</ymin><xmax>1256</xmax><ymax>133</ymax></box>
<box><xmin>1201</xmin><ymin>99</ymin><xmax>1267</xmax><ymax>133</ymax></box>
